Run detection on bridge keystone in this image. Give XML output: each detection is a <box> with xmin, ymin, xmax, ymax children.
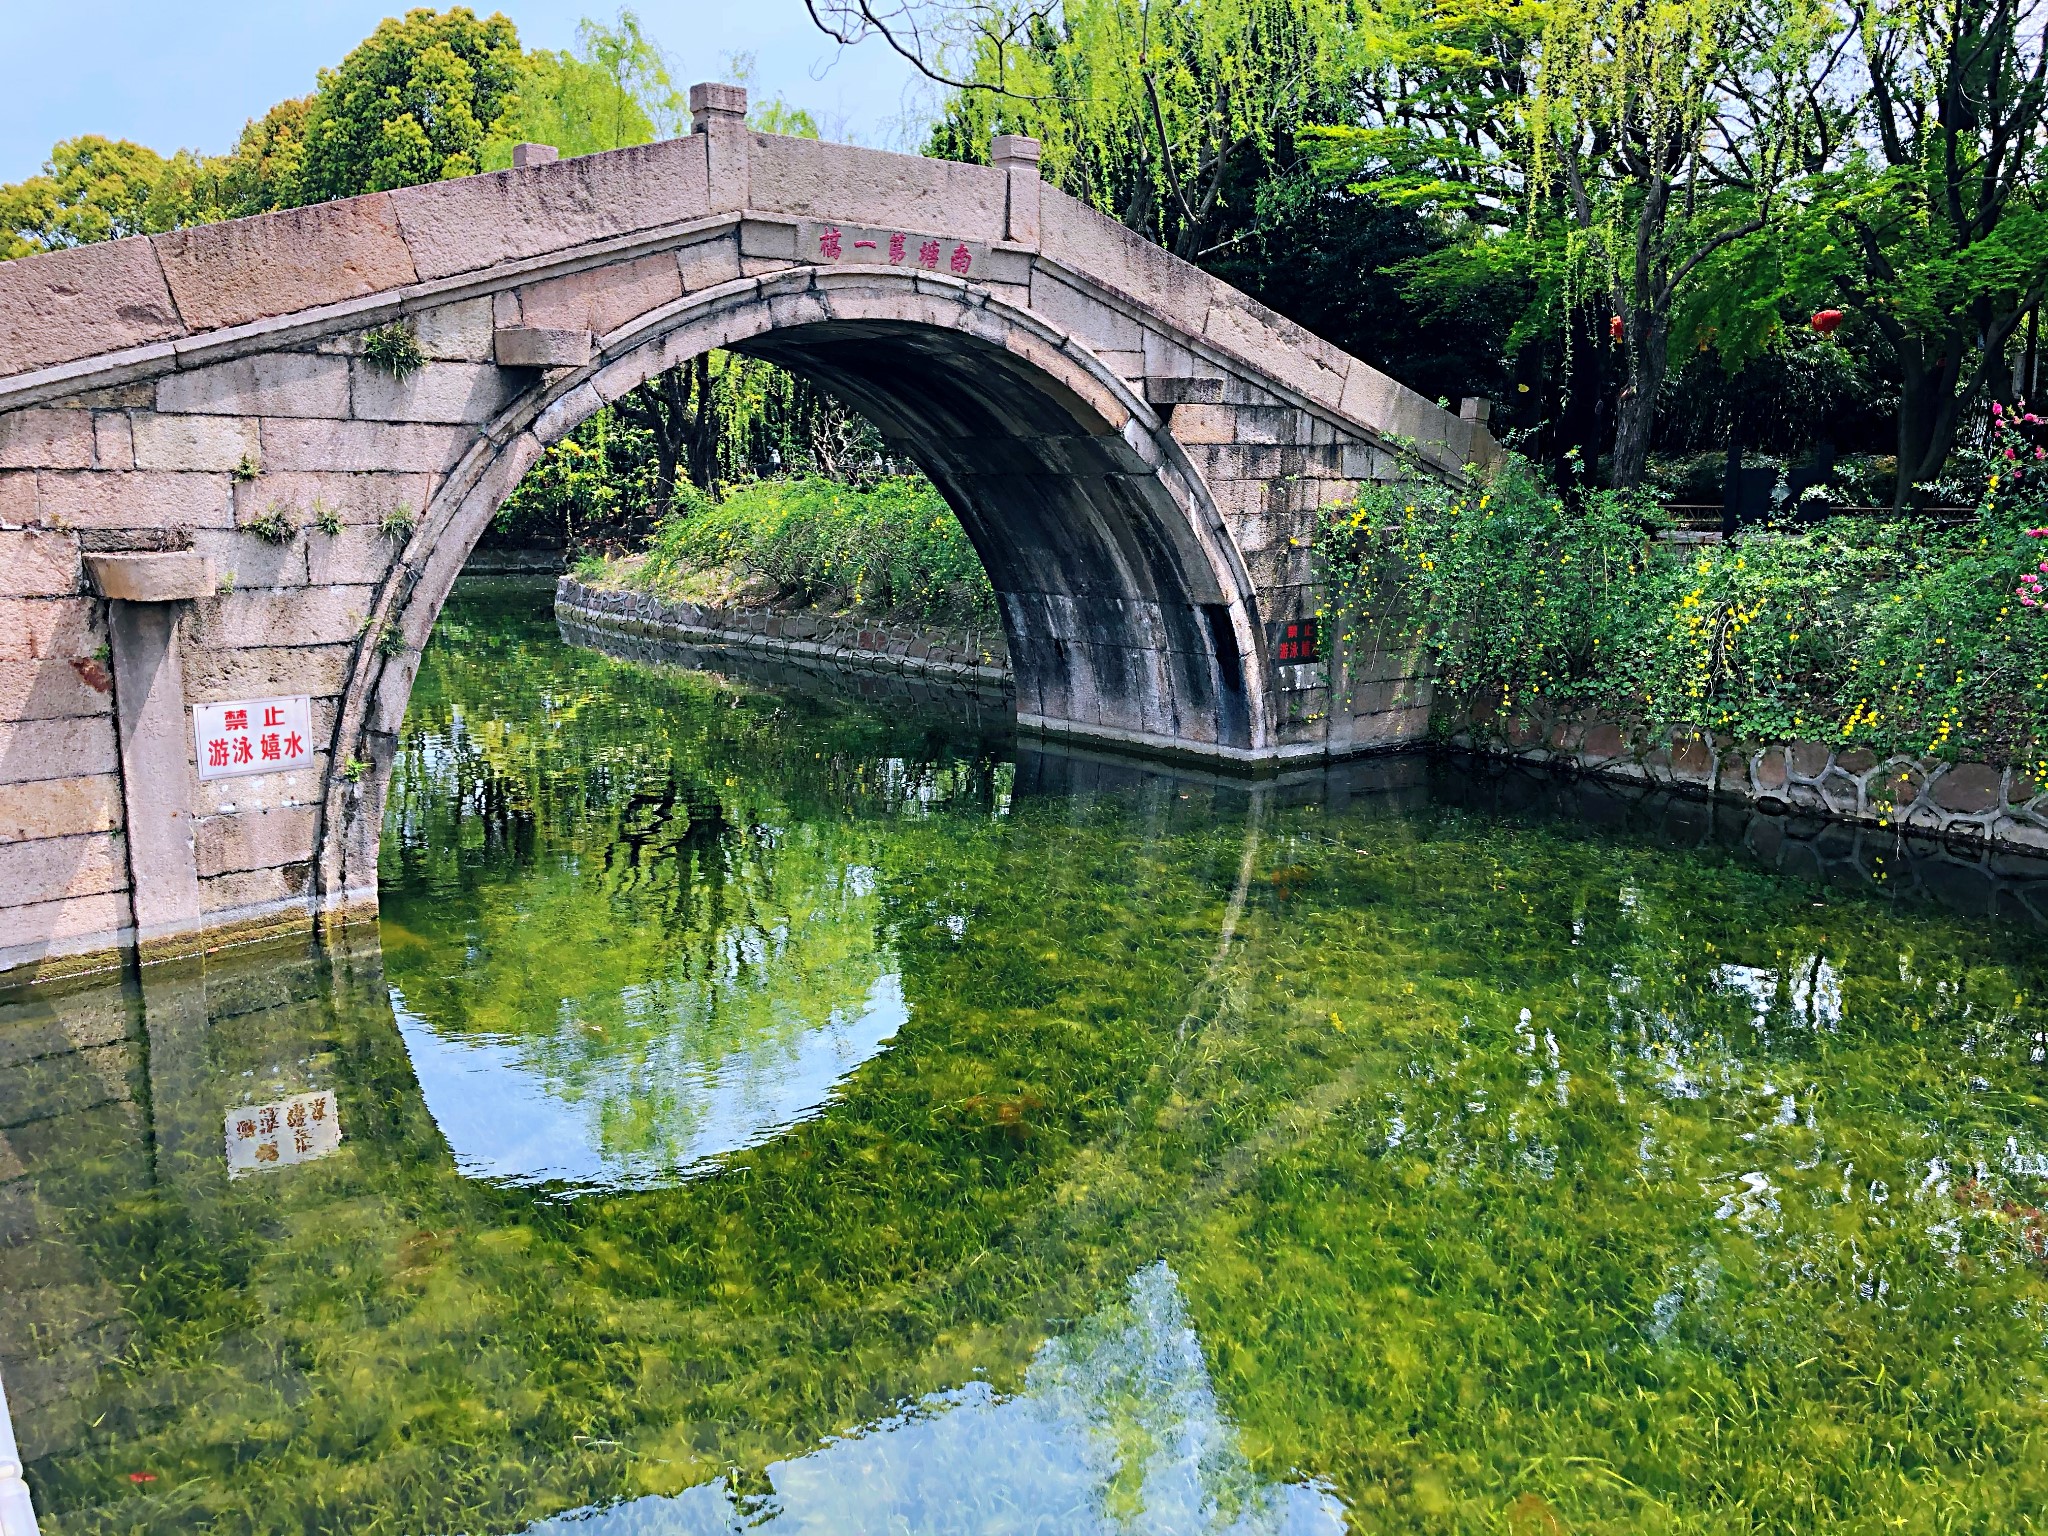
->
<box><xmin>493</xmin><ymin>326</ymin><xmax>594</xmax><ymax>370</ymax></box>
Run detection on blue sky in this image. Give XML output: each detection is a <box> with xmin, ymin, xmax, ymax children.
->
<box><xmin>0</xmin><ymin>1</ymin><xmax>932</xmax><ymax>183</ymax></box>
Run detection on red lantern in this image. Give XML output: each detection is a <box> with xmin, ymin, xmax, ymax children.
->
<box><xmin>1609</xmin><ymin>314</ymin><xmax>1624</xmax><ymax>342</ymax></box>
<box><xmin>1810</xmin><ymin>308</ymin><xmax>1844</xmax><ymax>335</ymax></box>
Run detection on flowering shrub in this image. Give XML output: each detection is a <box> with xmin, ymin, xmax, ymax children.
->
<box><xmin>1321</xmin><ymin>409</ymin><xmax>2048</xmax><ymax>776</ymax></box>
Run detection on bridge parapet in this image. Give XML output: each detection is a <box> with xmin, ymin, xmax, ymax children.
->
<box><xmin>0</xmin><ymin>92</ymin><xmax>1491</xmax><ymax>979</ymax></box>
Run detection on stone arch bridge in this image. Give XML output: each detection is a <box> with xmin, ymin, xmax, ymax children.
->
<box><xmin>0</xmin><ymin>85</ymin><xmax>1498</xmax><ymax>978</ymax></box>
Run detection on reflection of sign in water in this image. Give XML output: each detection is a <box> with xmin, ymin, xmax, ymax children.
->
<box><xmin>193</xmin><ymin>695</ymin><xmax>313</xmax><ymax>780</ymax></box>
<box><xmin>226</xmin><ymin>1090</ymin><xmax>341</xmax><ymax>1174</ymax></box>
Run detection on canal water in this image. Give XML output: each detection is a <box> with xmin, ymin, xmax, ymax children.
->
<box><xmin>5</xmin><ymin>578</ymin><xmax>2048</xmax><ymax>1534</ymax></box>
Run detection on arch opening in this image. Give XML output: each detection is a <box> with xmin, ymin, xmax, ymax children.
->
<box><xmin>733</xmin><ymin>320</ymin><xmax>1255</xmax><ymax>753</ymax></box>
<box><xmin>327</xmin><ymin>277</ymin><xmax>1271</xmax><ymax>913</ymax></box>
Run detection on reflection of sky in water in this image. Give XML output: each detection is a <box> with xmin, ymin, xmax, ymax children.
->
<box><xmin>392</xmin><ymin>973</ymin><xmax>906</xmax><ymax>1192</ymax></box>
<box><xmin>516</xmin><ymin>1263</ymin><xmax>1343</xmax><ymax>1535</ymax></box>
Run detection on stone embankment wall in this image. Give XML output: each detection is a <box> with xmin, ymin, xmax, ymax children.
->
<box><xmin>1444</xmin><ymin>707</ymin><xmax>2047</xmax><ymax>856</ymax></box>
<box><xmin>556</xmin><ymin>578</ymin><xmax>1011</xmax><ymax>689</ymax></box>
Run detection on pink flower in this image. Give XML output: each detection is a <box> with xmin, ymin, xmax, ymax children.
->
<box><xmin>1994</xmin><ymin>401</ymin><xmax>2005</xmax><ymax>416</ymax></box>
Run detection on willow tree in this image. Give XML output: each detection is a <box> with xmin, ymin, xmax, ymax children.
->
<box><xmin>818</xmin><ymin>0</ymin><xmax>1359</xmax><ymax>260</ymax></box>
<box><xmin>1528</xmin><ymin>0</ymin><xmax>1842</xmax><ymax>489</ymax></box>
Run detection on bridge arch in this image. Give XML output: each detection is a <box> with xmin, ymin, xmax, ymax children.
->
<box><xmin>327</xmin><ymin>270</ymin><xmax>1273</xmax><ymax>906</ymax></box>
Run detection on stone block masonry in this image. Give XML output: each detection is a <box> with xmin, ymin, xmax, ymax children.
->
<box><xmin>0</xmin><ymin>89</ymin><xmax>1500</xmax><ymax>979</ymax></box>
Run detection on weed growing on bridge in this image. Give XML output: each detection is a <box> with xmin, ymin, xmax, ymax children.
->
<box><xmin>313</xmin><ymin>499</ymin><xmax>343</xmax><ymax>536</ymax></box>
<box><xmin>245</xmin><ymin>505</ymin><xmax>298</xmax><ymax>544</ymax></box>
<box><xmin>379</xmin><ymin>503</ymin><xmax>417</xmax><ymax>542</ymax></box>
<box><xmin>362</xmin><ymin>321</ymin><xmax>425</xmax><ymax>380</ymax></box>
<box><xmin>231</xmin><ymin>453</ymin><xmax>260</xmax><ymax>483</ymax></box>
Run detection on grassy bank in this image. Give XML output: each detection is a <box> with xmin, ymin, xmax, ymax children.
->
<box><xmin>1321</xmin><ymin>411</ymin><xmax>2047</xmax><ymax>775</ymax></box>
<box><xmin>577</xmin><ymin>475</ymin><xmax>998</xmax><ymax>629</ymax></box>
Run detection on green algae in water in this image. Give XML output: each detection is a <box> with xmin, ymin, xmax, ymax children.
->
<box><xmin>2</xmin><ymin>578</ymin><xmax>2047</xmax><ymax>1533</ymax></box>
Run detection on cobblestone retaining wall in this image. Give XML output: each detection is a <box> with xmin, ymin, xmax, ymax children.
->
<box><xmin>1445</xmin><ymin>706</ymin><xmax>2047</xmax><ymax>856</ymax></box>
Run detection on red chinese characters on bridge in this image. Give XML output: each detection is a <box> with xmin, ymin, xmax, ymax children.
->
<box><xmin>193</xmin><ymin>695</ymin><xmax>314</xmax><ymax>781</ymax></box>
<box><xmin>805</xmin><ymin>222</ymin><xmax>985</xmax><ymax>279</ymax></box>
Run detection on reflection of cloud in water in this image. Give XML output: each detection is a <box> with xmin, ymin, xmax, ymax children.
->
<box><xmin>517</xmin><ymin>1263</ymin><xmax>1344</xmax><ymax>1535</ymax></box>
<box><xmin>392</xmin><ymin>973</ymin><xmax>906</xmax><ymax>1192</ymax></box>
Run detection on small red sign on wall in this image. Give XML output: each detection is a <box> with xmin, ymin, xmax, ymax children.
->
<box><xmin>1274</xmin><ymin>618</ymin><xmax>1319</xmax><ymax>663</ymax></box>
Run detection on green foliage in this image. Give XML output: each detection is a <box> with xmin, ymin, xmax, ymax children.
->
<box><xmin>361</xmin><ymin>320</ymin><xmax>426</xmax><ymax>379</ymax></box>
<box><xmin>928</xmin><ymin>0</ymin><xmax>1360</xmax><ymax>259</ymax></box>
<box><xmin>297</xmin><ymin>7</ymin><xmax>525</xmax><ymax>201</ymax></box>
<box><xmin>231</xmin><ymin>453</ymin><xmax>260</xmax><ymax>482</ymax></box>
<box><xmin>631</xmin><ymin>474</ymin><xmax>997</xmax><ymax>626</ymax></box>
<box><xmin>495</xmin><ymin>353</ymin><xmax>894</xmax><ymax>545</ymax></box>
<box><xmin>313</xmin><ymin>500</ymin><xmax>344</xmax><ymax>537</ymax></box>
<box><xmin>497</xmin><ymin>409</ymin><xmax>648</xmax><ymax>544</ymax></box>
<box><xmin>379</xmin><ymin>503</ymin><xmax>418</xmax><ymax>541</ymax></box>
<box><xmin>484</xmin><ymin>10</ymin><xmax>683</xmax><ymax>166</ymax></box>
<box><xmin>0</xmin><ymin>136</ymin><xmax>212</xmax><ymax>257</ymax></box>
<box><xmin>245</xmin><ymin>505</ymin><xmax>298</xmax><ymax>544</ymax></box>
<box><xmin>1321</xmin><ymin>416</ymin><xmax>2048</xmax><ymax>773</ymax></box>
<box><xmin>0</xmin><ymin>9</ymin><xmax>703</xmax><ymax>236</ymax></box>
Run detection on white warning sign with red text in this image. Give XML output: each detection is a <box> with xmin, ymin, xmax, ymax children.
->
<box><xmin>193</xmin><ymin>695</ymin><xmax>314</xmax><ymax>780</ymax></box>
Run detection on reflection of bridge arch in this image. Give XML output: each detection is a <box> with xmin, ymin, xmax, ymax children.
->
<box><xmin>0</xmin><ymin>85</ymin><xmax>1499</xmax><ymax>973</ymax></box>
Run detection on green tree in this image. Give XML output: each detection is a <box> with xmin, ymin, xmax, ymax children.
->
<box><xmin>860</xmin><ymin>0</ymin><xmax>1359</xmax><ymax>260</ymax></box>
<box><xmin>0</xmin><ymin>136</ymin><xmax>220</xmax><ymax>256</ymax></box>
<box><xmin>296</xmin><ymin>7</ymin><xmax>524</xmax><ymax>201</ymax></box>
<box><xmin>1787</xmin><ymin>0</ymin><xmax>2048</xmax><ymax>508</ymax></box>
<box><xmin>215</xmin><ymin>97</ymin><xmax>314</xmax><ymax>216</ymax></box>
<box><xmin>1525</xmin><ymin>0</ymin><xmax>1842</xmax><ymax>489</ymax></box>
<box><xmin>487</xmin><ymin>10</ymin><xmax>686</xmax><ymax>165</ymax></box>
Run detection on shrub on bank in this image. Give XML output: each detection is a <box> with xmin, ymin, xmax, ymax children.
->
<box><xmin>596</xmin><ymin>475</ymin><xmax>999</xmax><ymax>628</ymax></box>
<box><xmin>1321</xmin><ymin>411</ymin><xmax>2048</xmax><ymax>774</ymax></box>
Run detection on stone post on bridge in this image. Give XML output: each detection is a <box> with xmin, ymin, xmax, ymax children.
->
<box><xmin>991</xmin><ymin>134</ymin><xmax>1042</xmax><ymax>247</ymax></box>
<box><xmin>690</xmin><ymin>82</ymin><xmax>750</xmax><ymax>212</ymax></box>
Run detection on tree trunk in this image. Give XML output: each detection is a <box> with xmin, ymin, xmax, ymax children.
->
<box><xmin>1610</xmin><ymin>307</ymin><xmax>1671</xmax><ymax>491</ymax></box>
<box><xmin>686</xmin><ymin>354</ymin><xmax>718</xmax><ymax>492</ymax></box>
<box><xmin>616</xmin><ymin>364</ymin><xmax>701</xmax><ymax>513</ymax></box>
